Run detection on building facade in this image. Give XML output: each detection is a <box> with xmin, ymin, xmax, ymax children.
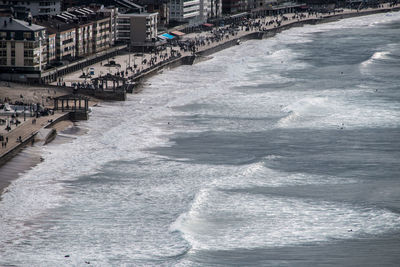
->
<box><xmin>222</xmin><ymin>0</ymin><xmax>248</xmax><ymax>14</ymax></box>
<box><xmin>117</xmin><ymin>12</ymin><xmax>158</xmax><ymax>46</ymax></box>
<box><xmin>169</xmin><ymin>0</ymin><xmax>202</xmax><ymax>25</ymax></box>
<box><xmin>0</xmin><ymin>17</ymin><xmax>47</xmax><ymax>72</ymax></box>
<box><xmin>97</xmin><ymin>6</ymin><xmax>118</xmax><ymax>45</ymax></box>
<box><xmin>47</xmin><ymin>32</ymin><xmax>56</xmax><ymax>63</ymax></box>
<box><xmin>75</xmin><ymin>22</ymin><xmax>93</xmax><ymax>57</ymax></box>
<box><xmin>56</xmin><ymin>27</ymin><xmax>76</xmax><ymax>60</ymax></box>
<box><xmin>208</xmin><ymin>0</ymin><xmax>222</xmax><ymax>18</ymax></box>
<box><xmin>93</xmin><ymin>17</ymin><xmax>111</xmax><ymax>53</ymax></box>
<box><xmin>7</xmin><ymin>0</ymin><xmax>61</xmax><ymax>18</ymax></box>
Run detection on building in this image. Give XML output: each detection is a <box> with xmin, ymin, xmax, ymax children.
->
<box><xmin>96</xmin><ymin>6</ymin><xmax>119</xmax><ymax>45</ymax></box>
<box><xmin>37</xmin><ymin>8</ymin><xmax>112</xmax><ymax>61</ymax></box>
<box><xmin>208</xmin><ymin>0</ymin><xmax>222</xmax><ymax>18</ymax></box>
<box><xmin>134</xmin><ymin>0</ymin><xmax>170</xmax><ymax>27</ymax></box>
<box><xmin>39</xmin><ymin>18</ymin><xmax>76</xmax><ymax>61</ymax></box>
<box><xmin>200</xmin><ymin>0</ymin><xmax>209</xmax><ymax>21</ymax></box>
<box><xmin>92</xmin><ymin>16</ymin><xmax>112</xmax><ymax>53</ymax></box>
<box><xmin>75</xmin><ymin>22</ymin><xmax>93</xmax><ymax>57</ymax></box>
<box><xmin>222</xmin><ymin>0</ymin><xmax>248</xmax><ymax>14</ymax></box>
<box><xmin>47</xmin><ymin>32</ymin><xmax>56</xmax><ymax>63</ymax></box>
<box><xmin>62</xmin><ymin>0</ymin><xmax>80</xmax><ymax>11</ymax></box>
<box><xmin>169</xmin><ymin>0</ymin><xmax>202</xmax><ymax>25</ymax></box>
<box><xmin>7</xmin><ymin>0</ymin><xmax>61</xmax><ymax>19</ymax></box>
<box><xmin>117</xmin><ymin>12</ymin><xmax>158</xmax><ymax>48</ymax></box>
<box><xmin>0</xmin><ymin>17</ymin><xmax>47</xmax><ymax>81</ymax></box>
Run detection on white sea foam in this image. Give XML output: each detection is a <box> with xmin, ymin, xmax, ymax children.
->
<box><xmin>172</xmin><ymin>188</ymin><xmax>400</xmax><ymax>251</ymax></box>
<box><xmin>360</xmin><ymin>51</ymin><xmax>392</xmax><ymax>68</ymax></box>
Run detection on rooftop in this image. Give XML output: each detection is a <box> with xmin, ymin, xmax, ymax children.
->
<box><xmin>118</xmin><ymin>12</ymin><xmax>158</xmax><ymax>17</ymax></box>
<box><xmin>0</xmin><ymin>17</ymin><xmax>45</xmax><ymax>32</ymax></box>
<box><xmin>35</xmin><ymin>10</ymin><xmax>109</xmax><ymax>33</ymax></box>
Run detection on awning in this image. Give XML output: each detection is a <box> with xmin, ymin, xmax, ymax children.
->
<box><xmin>229</xmin><ymin>12</ymin><xmax>248</xmax><ymax>19</ymax></box>
<box><xmin>160</xmin><ymin>33</ymin><xmax>175</xmax><ymax>39</ymax></box>
<box><xmin>171</xmin><ymin>31</ymin><xmax>185</xmax><ymax>36</ymax></box>
<box><xmin>203</xmin><ymin>23</ymin><xmax>213</xmax><ymax>27</ymax></box>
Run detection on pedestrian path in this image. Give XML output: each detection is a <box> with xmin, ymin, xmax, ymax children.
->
<box><xmin>0</xmin><ymin>112</ymin><xmax>67</xmax><ymax>160</ymax></box>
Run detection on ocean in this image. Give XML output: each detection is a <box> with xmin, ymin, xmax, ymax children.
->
<box><xmin>1</xmin><ymin>12</ymin><xmax>400</xmax><ymax>266</ymax></box>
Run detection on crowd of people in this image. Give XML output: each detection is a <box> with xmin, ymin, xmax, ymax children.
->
<box><xmin>69</xmin><ymin>2</ymin><xmax>399</xmax><ymax>91</ymax></box>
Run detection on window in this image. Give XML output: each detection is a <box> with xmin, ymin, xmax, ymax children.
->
<box><xmin>24</xmin><ymin>50</ymin><xmax>33</xmax><ymax>57</ymax></box>
<box><xmin>10</xmin><ymin>32</ymin><xmax>15</xmax><ymax>39</ymax></box>
<box><xmin>0</xmin><ymin>32</ymin><xmax>6</xmax><ymax>38</ymax></box>
<box><xmin>24</xmin><ymin>42</ymin><xmax>34</xmax><ymax>49</ymax></box>
<box><xmin>24</xmin><ymin>59</ymin><xmax>33</xmax><ymax>66</ymax></box>
<box><xmin>23</xmin><ymin>32</ymin><xmax>32</xmax><ymax>39</ymax></box>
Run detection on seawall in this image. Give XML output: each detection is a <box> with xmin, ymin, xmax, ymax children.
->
<box><xmin>132</xmin><ymin>7</ymin><xmax>399</xmax><ymax>85</ymax></box>
<box><xmin>0</xmin><ymin>112</ymin><xmax>71</xmax><ymax>168</ymax></box>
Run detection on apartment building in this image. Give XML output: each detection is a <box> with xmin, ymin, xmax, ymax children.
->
<box><xmin>6</xmin><ymin>0</ymin><xmax>61</xmax><ymax>18</ymax></box>
<box><xmin>37</xmin><ymin>8</ymin><xmax>112</xmax><ymax>60</ymax></box>
<box><xmin>47</xmin><ymin>32</ymin><xmax>55</xmax><ymax>63</ymax></box>
<box><xmin>93</xmin><ymin>16</ymin><xmax>111</xmax><ymax>53</ymax></box>
<box><xmin>208</xmin><ymin>0</ymin><xmax>222</xmax><ymax>18</ymax></box>
<box><xmin>0</xmin><ymin>17</ymin><xmax>47</xmax><ymax>73</ymax></box>
<box><xmin>117</xmin><ymin>12</ymin><xmax>157</xmax><ymax>46</ymax></box>
<box><xmin>169</xmin><ymin>0</ymin><xmax>202</xmax><ymax>25</ymax></box>
<box><xmin>75</xmin><ymin>22</ymin><xmax>93</xmax><ymax>57</ymax></box>
<box><xmin>41</xmin><ymin>21</ymin><xmax>76</xmax><ymax>61</ymax></box>
<box><xmin>134</xmin><ymin>0</ymin><xmax>170</xmax><ymax>26</ymax></box>
<box><xmin>222</xmin><ymin>0</ymin><xmax>248</xmax><ymax>14</ymax></box>
<box><xmin>96</xmin><ymin>6</ymin><xmax>118</xmax><ymax>45</ymax></box>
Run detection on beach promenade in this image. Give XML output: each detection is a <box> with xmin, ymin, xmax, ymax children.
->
<box><xmin>57</xmin><ymin>3</ymin><xmax>400</xmax><ymax>87</ymax></box>
<box><xmin>0</xmin><ymin>112</ymin><xmax>69</xmax><ymax>167</ymax></box>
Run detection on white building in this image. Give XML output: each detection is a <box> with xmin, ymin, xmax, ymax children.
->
<box><xmin>9</xmin><ymin>0</ymin><xmax>61</xmax><ymax>18</ymax></box>
<box><xmin>0</xmin><ymin>17</ymin><xmax>47</xmax><ymax>82</ymax></box>
<box><xmin>207</xmin><ymin>0</ymin><xmax>222</xmax><ymax>19</ymax></box>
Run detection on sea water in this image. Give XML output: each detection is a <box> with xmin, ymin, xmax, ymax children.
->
<box><xmin>1</xmin><ymin>12</ymin><xmax>400</xmax><ymax>266</ymax></box>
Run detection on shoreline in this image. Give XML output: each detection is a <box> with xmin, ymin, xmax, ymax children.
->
<box><xmin>0</xmin><ymin>118</ymin><xmax>86</xmax><ymax>197</ymax></box>
<box><xmin>130</xmin><ymin>5</ymin><xmax>400</xmax><ymax>84</ymax></box>
<box><xmin>0</xmin><ymin>5</ymin><xmax>399</xmax><ymax>198</ymax></box>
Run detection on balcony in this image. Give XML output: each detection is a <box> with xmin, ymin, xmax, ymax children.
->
<box><xmin>183</xmin><ymin>0</ymin><xmax>200</xmax><ymax>7</ymax></box>
<box><xmin>183</xmin><ymin>6</ymin><xmax>199</xmax><ymax>13</ymax></box>
<box><xmin>183</xmin><ymin>11</ymin><xmax>200</xmax><ymax>18</ymax></box>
